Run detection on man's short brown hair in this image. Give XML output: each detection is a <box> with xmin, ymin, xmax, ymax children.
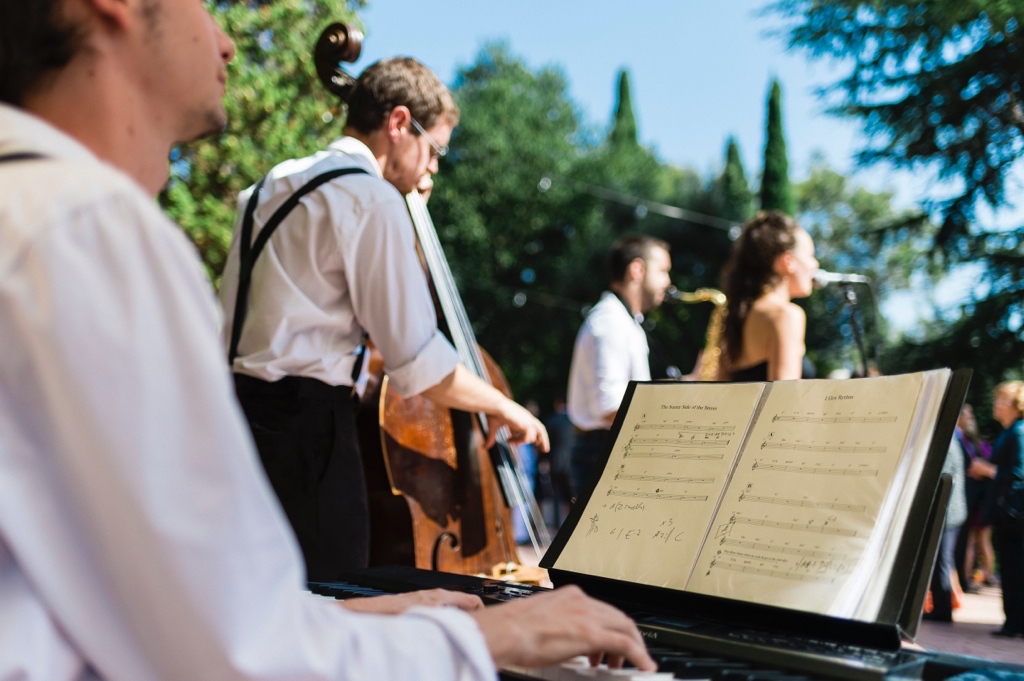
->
<box><xmin>345</xmin><ymin>57</ymin><xmax>459</xmax><ymax>134</ymax></box>
<box><xmin>608</xmin><ymin>234</ymin><xmax>670</xmax><ymax>284</ymax></box>
<box><xmin>0</xmin><ymin>0</ymin><xmax>82</xmax><ymax>105</ymax></box>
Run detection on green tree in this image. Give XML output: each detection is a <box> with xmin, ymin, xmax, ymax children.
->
<box><xmin>609</xmin><ymin>69</ymin><xmax>639</xmax><ymax>148</ymax></box>
<box><xmin>160</xmin><ymin>0</ymin><xmax>363</xmax><ymax>283</ymax></box>
<box><xmin>716</xmin><ymin>137</ymin><xmax>753</xmax><ymax>222</ymax></box>
<box><xmin>769</xmin><ymin>0</ymin><xmax>1024</xmax><ymax>423</ymax></box>
<box><xmin>429</xmin><ymin>43</ymin><xmax>606</xmax><ymax>406</ymax></box>
<box><xmin>759</xmin><ymin>78</ymin><xmax>795</xmax><ymax>215</ymax></box>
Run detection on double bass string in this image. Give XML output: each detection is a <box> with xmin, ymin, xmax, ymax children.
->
<box><xmin>406</xmin><ymin>193</ymin><xmax>552</xmax><ymax>555</ymax></box>
<box><xmin>407</xmin><ymin>194</ymin><xmax>550</xmax><ymax>554</ymax></box>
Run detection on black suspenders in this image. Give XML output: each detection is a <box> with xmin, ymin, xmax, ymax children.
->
<box><xmin>0</xmin><ymin>152</ymin><xmax>45</xmax><ymax>163</ymax></box>
<box><xmin>227</xmin><ymin>167</ymin><xmax>370</xmax><ymax>379</ymax></box>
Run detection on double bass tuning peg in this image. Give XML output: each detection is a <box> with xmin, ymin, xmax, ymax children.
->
<box><xmin>314</xmin><ymin>22</ymin><xmax>364</xmax><ymax>101</ymax></box>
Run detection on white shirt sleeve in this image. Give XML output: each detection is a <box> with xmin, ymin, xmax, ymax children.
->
<box><xmin>0</xmin><ymin>176</ymin><xmax>494</xmax><ymax>681</ymax></box>
<box><xmin>339</xmin><ymin>186</ymin><xmax>461</xmax><ymax>397</ymax></box>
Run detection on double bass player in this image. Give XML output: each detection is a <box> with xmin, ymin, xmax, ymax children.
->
<box><xmin>219</xmin><ymin>56</ymin><xmax>549</xmax><ymax>582</ymax></box>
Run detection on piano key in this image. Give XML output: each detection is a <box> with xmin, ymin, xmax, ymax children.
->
<box><xmin>502</xmin><ymin>660</ymin><xmax>675</xmax><ymax>681</ymax></box>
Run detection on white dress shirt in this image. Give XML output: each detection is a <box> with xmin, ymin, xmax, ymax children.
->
<box><xmin>566</xmin><ymin>292</ymin><xmax>651</xmax><ymax>430</ymax></box>
<box><xmin>0</xmin><ymin>104</ymin><xmax>495</xmax><ymax>681</ymax></box>
<box><xmin>219</xmin><ymin>136</ymin><xmax>460</xmax><ymax>396</ymax></box>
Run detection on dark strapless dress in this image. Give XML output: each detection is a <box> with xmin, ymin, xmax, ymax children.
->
<box><xmin>730</xmin><ymin>357</ymin><xmax>816</xmax><ymax>382</ymax></box>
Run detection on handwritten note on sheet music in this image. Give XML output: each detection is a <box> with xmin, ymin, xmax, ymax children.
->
<box><xmin>555</xmin><ymin>382</ymin><xmax>766</xmax><ymax>589</ymax></box>
<box><xmin>687</xmin><ymin>374</ymin><xmax>927</xmax><ymax>612</ymax></box>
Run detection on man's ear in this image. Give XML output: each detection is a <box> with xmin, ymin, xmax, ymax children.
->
<box><xmin>79</xmin><ymin>0</ymin><xmax>133</xmax><ymax>31</ymax></box>
<box><xmin>627</xmin><ymin>257</ymin><xmax>647</xmax><ymax>283</ymax></box>
<box><xmin>385</xmin><ymin>106</ymin><xmax>412</xmax><ymax>144</ymax></box>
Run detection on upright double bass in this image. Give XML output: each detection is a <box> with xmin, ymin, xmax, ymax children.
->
<box><xmin>314</xmin><ymin>24</ymin><xmax>551</xmax><ymax>576</ymax></box>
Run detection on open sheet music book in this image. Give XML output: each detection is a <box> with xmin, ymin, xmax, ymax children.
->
<box><xmin>548</xmin><ymin>370</ymin><xmax>953</xmax><ymax>622</ymax></box>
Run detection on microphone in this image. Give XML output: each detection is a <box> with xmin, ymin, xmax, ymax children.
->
<box><xmin>812</xmin><ymin>270</ymin><xmax>869</xmax><ymax>288</ymax></box>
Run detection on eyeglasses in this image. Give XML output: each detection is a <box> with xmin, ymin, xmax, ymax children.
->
<box><xmin>409</xmin><ymin>116</ymin><xmax>448</xmax><ymax>159</ymax></box>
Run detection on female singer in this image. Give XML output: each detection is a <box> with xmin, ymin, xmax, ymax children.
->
<box><xmin>970</xmin><ymin>381</ymin><xmax>1024</xmax><ymax>638</ymax></box>
<box><xmin>717</xmin><ymin>210</ymin><xmax>819</xmax><ymax>381</ymax></box>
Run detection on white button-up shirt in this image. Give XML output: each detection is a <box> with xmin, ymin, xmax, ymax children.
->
<box><xmin>0</xmin><ymin>104</ymin><xmax>494</xmax><ymax>681</ymax></box>
<box><xmin>566</xmin><ymin>292</ymin><xmax>651</xmax><ymax>430</ymax></box>
<box><xmin>219</xmin><ymin>136</ymin><xmax>460</xmax><ymax>396</ymax></box>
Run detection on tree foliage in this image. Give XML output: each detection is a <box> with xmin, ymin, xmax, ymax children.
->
<box><xmin>429</xmin><ymin>43</ymin><xmax>607</xmax><ymax>406</ymax></box>
<box><xmin>759</xmin><ymin>78</ymin><xmax>796</xmax><ymax>214</ymax></box>
<box><xmin>795</xmin><ymin>157</ymin><xmax>936</xmax><ymax>376</ymax></box>
<box><xmin>716</xmin><ymin>137</ymin><xmax>753</xmax><ymax>222</ymax></box>
<box><xmin>771</xmin><ymin>0</ymin><xmax>1023</xmax><ymax>249</ymax></box>
<box><xmin>430</xmin><ymin>45</ymin><xmax>733</xmax><ymax>407</ymax></box>
<box><xmin>609</xmin><ymin>69</ymin><xmax>639</xmax><ymax>148</ymax></box>
<box><xmin>769</xmin><ymin>0</ymin><xmax>1024</xmax><ymax>428</ymax></box>
<box><xmin>161</xmin><ymin>0</ymin><xmax>363</xmax><ymax>284</ymax></box>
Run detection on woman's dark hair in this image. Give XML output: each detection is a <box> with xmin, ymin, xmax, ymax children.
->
<box><xmin>0</xmin><ymin>0</ymin><xmax>81</xmax><ymax>105</ymax></box>
<box><xmin>719</xmin><ymin>210</ymin><xmax>800</xmax><ymax>364</ymax></box>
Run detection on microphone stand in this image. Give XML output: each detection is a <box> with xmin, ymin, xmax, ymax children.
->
<box><xmin>840</xmin><ymin>283</ymin><xmax>870</xmax><ymax>377</ymax></box>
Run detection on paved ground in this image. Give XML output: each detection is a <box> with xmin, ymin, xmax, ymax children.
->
<box><xmin>914</xmin><ymin>585</ymin><xmax>1023</xmax><ymax>666</ymax></box>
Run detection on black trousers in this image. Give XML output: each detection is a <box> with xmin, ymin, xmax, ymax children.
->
<box><xmin>994</xmin><ymin>521</ymin><xmax>1024</xmax><ymax>634</ymax></box>
<box><xmin>926</xmin><ymin>525</ymin><xmax>959</xmax><ymax>621</ymax></box>
<box><xmin>569</xmin><ymin>429</ymin><xmax>611</xmax><ymax>500</ymax></box>
<box><xmin>234</xmin><ymin>374</ymin><xmax>369</xmax><ymax>581</ymax></box>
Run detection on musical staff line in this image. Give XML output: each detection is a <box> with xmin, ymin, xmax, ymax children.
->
<box><xmin>607</xmin><ymin>488</ymin><xmax>709</xmax><ymax>502</ymax></box>
<box><xmin>630</xmin><ymin>436</ymin><xmax>729</xmax><ymax>446</ymax></box>
<box><xmin>634</xmin><ymin>423</ymin><xmax>736</xmax><ymax>432</ymax></box>
<box><xmin>730</xmin><ymin>515</ymin><xmax>857</xmax><ymax>537</ymax></box>
<box><xmin>760</xmin><ymin>441</ymin><xmax>886</xmax><ymax>454</ymax></box>
<box><xmin>738</xmin><ymin>493</ymin><xmax>866</xmax><ymax>513</ymax></box>
<box><xmin>709</xmin><ymin>560</ymin><xmax>834</xmax><ymax>583</ymax></box>
<box><xmin>625</xmin><ymin>450</ymin><xmax>725</xmax><ymax>461</ymax></box>
<box><xmin>752</xmin><ymin>461</ymin><xmax>878</xmax><ymax>477</ymax></box>
<box><xmin>772</xmin><ymin>414</ymin><xmax>898</xmax><ymax>424</ymax></box>
<box><xmin>628</xmin><ymin>440</ymin><xmax>729</xmax><ymax>450</ymax></box>
<box><xmin>720</xmin><ymin>537</ymin><xmax>855</xmax><ymax>561</ymax></box>
<box><xmin>615</xmin><ymin>472</ymin><xmax>715</xmax><ymax>484</ymax></box>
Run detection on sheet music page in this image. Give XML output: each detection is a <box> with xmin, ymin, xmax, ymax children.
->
<box><xmin>553</xmin><ymin>382</ymin><xmax>766</xmax><ymax>589</ymax></box>
<box><xmin>686</xmin><ymin>373</ymin><xmax>928</xmax><ymax>614</ymax></box>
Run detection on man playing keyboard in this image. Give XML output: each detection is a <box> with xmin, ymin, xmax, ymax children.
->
<box><xmin>0</xmin><ymin>0</ymin><xmax>654</xmax><ymax>679</ymax></box>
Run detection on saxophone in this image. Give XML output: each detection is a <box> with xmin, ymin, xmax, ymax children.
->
<box><xmin>666</xmin><ymin>287</ymin><xmax>727</xmax><ymax>381</ymax></box>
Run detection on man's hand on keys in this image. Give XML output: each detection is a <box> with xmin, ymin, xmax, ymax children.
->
<box><xmin>471</xmin><ymin>585</ymin><xmax>657</xmax><ymax>672</ymax></box>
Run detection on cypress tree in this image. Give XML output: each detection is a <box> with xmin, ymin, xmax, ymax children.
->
<box><xmin>719</xmin><ymin>136</ymin><xmax>752</xmax><ymax>221</ymax></box>
<box><xmin>759</xmin><ymin>79</ymin><xmax>795</xmax><ymax>214</ymax></box>
<box><xmin>609</xmin><ymin>68</ymin><xmax>638</xmax><ymax>147</ymax></box>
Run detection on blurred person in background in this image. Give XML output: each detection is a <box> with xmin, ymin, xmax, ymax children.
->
<box><xmin>969</xmin><ymin>381</ymin><xmax>1024</xmax><ymax>638</ymax></box>
<box><xmin>923</xmin><ymin>437</ymin><xmax>968</xmax><ymax>622</ymax></box>
<box><xmin>541</xmin><ymin>397</ymin><xmax>576</xmax><ymax>527</ymax></box>
<box><xmin>957</xmin><ymin>403</ymin><xmax>996</xmax><ymax>593</ymax></box>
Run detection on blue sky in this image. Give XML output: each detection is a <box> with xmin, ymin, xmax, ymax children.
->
<box><xmin>349</xmin><ymin>0</ymin><xmax>1020</xmax><ymax>335</ymax></box>
<box><xmin>355</xmin><ymin>1</ymin><xmax>867</xmax><ymax>184</ymax></box>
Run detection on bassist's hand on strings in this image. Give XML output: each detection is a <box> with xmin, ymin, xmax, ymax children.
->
<box><xmin>415</xmin><ymin>173</ymin><xmax>433</xmax><ymax>203</ymax></box>
<box><xmin>487</xmin><ymin>399</ymin><xmax>550</xmax><ymax>453</ymax></box>
<box><xmin>421</xmin><ymin>364</ymin><xmax>550</xmax><ymax>452</ymax></box>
